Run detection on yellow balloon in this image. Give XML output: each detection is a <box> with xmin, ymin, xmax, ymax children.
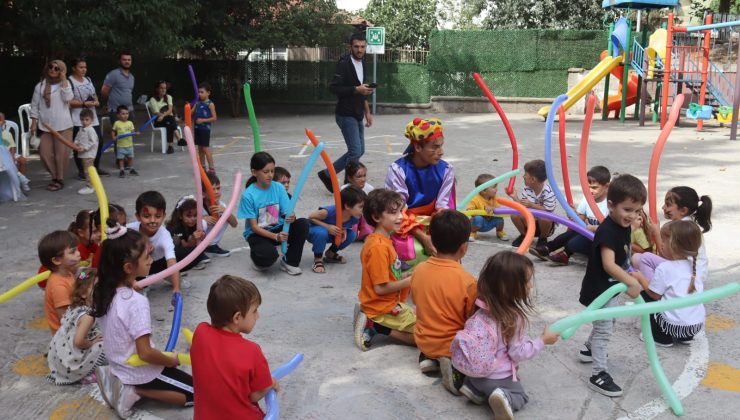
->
<box><xmin>181</xmin><ymin>327</ymin><xmax>194</xmax><ymax>344</ymax></box>
<box><xmin>87</xmin><ymin>167</ymin><xmax>109</xmax><ymax>240</ymax></box>
<box><xmin>0</xmin><ymin>271</ymin><xmax>51</xmax><ymax>304</ymax></box>
<box><xmin>127</xmin><ymin>352</ymin><xmax>191</xmax><ymax>367</ymax></box>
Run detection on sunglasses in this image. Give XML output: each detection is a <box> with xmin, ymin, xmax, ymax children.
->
<box><xmin>48</xmin><ymin>64</ymin><xmax>61</xmax><ymax>71</ymax></box>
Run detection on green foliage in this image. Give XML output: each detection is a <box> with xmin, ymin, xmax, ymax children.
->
<box><xmin>437</xmin><ymin>0</ymin><xmax>487</xmax><ymax>29</ymax></box>
<box><xmin>1</xmin><ymin>0</ymin><xmax>197</xmax><ymax>57</ymax></box>
<box><xmin>690</xmin><ymin>0</ymin><xmax>740</xmax><ymax>20</ymax></box>
<box><xmin>362</xmin><ymin>0</ymin><xmax>439</xmax><ymax>48</ymax></box>
<box><xmin>190</xmin><ymin>0</ymin><xmax>343</xmax><ymax>58</ymax></box>
<box><xmin>482</xmin><ymin>0</ymin><xmax>605</xmax><ymax>30</ymax></box>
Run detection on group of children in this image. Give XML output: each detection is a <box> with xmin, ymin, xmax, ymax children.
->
<box><xmin>30</xmin><ymin>113</ymin><xmax>715</xmax><ymax>419</ymax></box>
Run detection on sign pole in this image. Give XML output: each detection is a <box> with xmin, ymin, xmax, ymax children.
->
<box><xmin>373</xmin><ymin>54</ymin><xmax>377</xmax><ymax>114</ymax></box>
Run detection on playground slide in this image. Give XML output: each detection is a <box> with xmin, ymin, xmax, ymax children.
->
<box><xmin>538</xmin><ymin>55</ymin><xmax>623</xmax><ymax>118</ymax></box>
<box><xmin>602</xmin><ymin>50</ymin><xmax>639</xmax><ymax>117</ymax></box>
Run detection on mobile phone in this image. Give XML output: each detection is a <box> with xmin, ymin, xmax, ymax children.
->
<box><xmin>368</xmin><ymin>83</ymin><xmax>378</xmax><ymax>88</ymax></box>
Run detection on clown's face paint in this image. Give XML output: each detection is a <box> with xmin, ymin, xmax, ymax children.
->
<box><xmin>413</xmin><ymin>136</ymin><xmax>445</xmax><ymax>167</ymax></box>
<box><xmin>136</xmin><ymin>205</ymin><xmax>165</xmax><ymax>237</ymax></box>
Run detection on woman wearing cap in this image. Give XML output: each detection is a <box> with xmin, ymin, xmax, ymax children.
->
<box><xmin>384</xmin><ymin>117</ymin><xmax>456</xmax><ymax>266</ymax></box>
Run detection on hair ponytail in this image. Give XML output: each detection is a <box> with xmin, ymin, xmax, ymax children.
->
<box><xmin>695</xmin><ymin>195</ymin><xmax>712</xmax><ymax>233</ymax></box>
<box><xmin>668</xmin><ymin>186</ymin><xmax>712</xmax><ymax>232</ymax></box>
<box><xmin>688</xmin><ymin>256</ymin><xmax>697</xmax><ymax>294</ymax></box>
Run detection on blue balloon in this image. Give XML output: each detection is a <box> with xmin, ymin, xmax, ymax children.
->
<box><xmin>139</xmin><ymin>115</ymin><xmax>158</xmax><ymax>132</ymax></box>
<box><xmin>281</xmin><ymin>143</ymin><xmax>325</xmax><ymax>254</ymax></box>
<box><xmin>264</xmin><ymin>353</ymin><xmax>304</xmax><ymax>420</ymax></box>
<box><xmin>98</xmin><ymin>115</ymin><xmax>158</xmax><ymax>154</ymax></box>
<box><xmin>494</xmin><ymin>207</ymin><xmax>594</xmax><ymax>240</ymax></box>
<box><xmin>165</xmin><ymin>293</ymin><xmax>183</xmax><ymax>351</ymax></box>
<box><xmin>543</xmin><ymin>95</ymin><xmax>587</xmax><ymax>229</ymax></box>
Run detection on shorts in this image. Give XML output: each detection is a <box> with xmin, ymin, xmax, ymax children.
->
<box><xmin>471</xmin><ymin>215</ymin><xmax>504</xmax><ymax>232</ymax></box>
<box><xmin>116</xmin><ymin>146</ymin><xmax>134</xmax><ymax>160</ymax></box>
<box><xmin>136</xmin><ymin>367</ymin><xmax>194</xmax><ymax>404</ymax></box>
<box><xmin>194</xmin><ymin>128</ymin><xmax>211</xmax><ymax>147</ymax></box>
<box><xmin>371</xmin><ymin>302</ymin><xmax>416</xmax><ymax>333</ymax></box>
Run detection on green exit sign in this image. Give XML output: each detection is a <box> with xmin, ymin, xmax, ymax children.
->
<box><xmin>367</xmin><ymin>27</ymin><xmax>385</xmax><ymax>54</ymax></box>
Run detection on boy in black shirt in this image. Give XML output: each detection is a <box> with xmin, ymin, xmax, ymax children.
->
<box><xmin>579</xmin><ymin>174</ymin><xmax>645</xmax><ymax>397</ymax></box>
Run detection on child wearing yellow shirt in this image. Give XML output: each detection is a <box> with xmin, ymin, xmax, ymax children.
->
<box><xmin>466</xmin><ymin>174</ymin><xmax>508</xmax><ymax>242</ymax></box>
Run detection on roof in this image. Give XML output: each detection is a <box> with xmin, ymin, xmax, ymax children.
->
<box><xmin>601</xmin><ymin>0</ymin><xmax>678</xmax><ymax>10</ymax></box>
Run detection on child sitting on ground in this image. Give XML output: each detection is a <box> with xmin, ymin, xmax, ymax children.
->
<box><xmin>633</xmin><ymin>220</ymin><xmax>705</xmax><ymax>346</ymax></box>
<box><xmin>166</xmin><ymin>195</ymin><xmax>210</xmax><ymax>271</ymax></box>
<box><xmin>191</xmin><ymin>275</ymin><xmax>279</xmax><ymax>418</ymax></box>
<box><xmin>452</xmin><ymin>251</ymin><xmax>559</xmax><ymax>418</ymax></box>
<box><xmin>308</xmin><ymin>185</ymin><xmax>366</xmax><ymax>273</ymax></box>
<box><xmin>353</xmin><ymin>189</ymin><xmax>417</xmax><ymax>351</ymax></box>
<box><xmin>507</xmin><ymin>159</ymin><xmax>557</xmax><ymax>252</ymax></box>
<box><xmin>532</xmin><ymin>165</ymin><xmax>610</xmax><ymax>265</ymax></box>
<box><xmin>127</xmin><ymin>191</ymin><xmax>185</xmax><ymax>296</ymax></box>
<box><xmin>631</xmin><ymin>208</ymin><xmax>655</xmax><ymax>254</ymax></box>
<box><xmin>111</xmin><ymin>105</ymin><xmax>139</xmax><ymax>178</ymax></box>
<box><xmin>93</xmin><ymin>221</ymin><xmax>193</xmax><ymax>418</ymax></box>
<box><xmin>466</xmin><ymin>173</ymin><xmax>508</xmax><ymax>242</ymax></box>
<box><xmin>342</xmin><ymin>161</ymin><xmax>374</xmax><ymax>241</ymax></box>
<box><xmin>74</xmin><ymin>109</ymin><xmax>99</xmax><ymax>195</ymax></box>
<box><xmin>39</xmin><ymin>230</ymin><xmax>81</xmax><ymax>334</ymax></box>
<box><xmin>274</xmin><ymin>166</ymin><xmax>291</xmax><ymax>196</ymax></box>
<box><xmin>578</xmin><ymin>174</ymin><xmax>645</xmax><ymax>397</ymax></box>
<box><xmin>203</xmin><ymin>172</ymin><xmax>238</xmax><ymax>258</ymax></box>
<box><xmin>47</xmin><ymin>267</ymin><xmax>106</xmax><ymax>385</ymax></box>
<box><xmin>410</xmin><ymin>209</ymin><xmax>477</xmax><ymax>396</ymax></box>
<box><xmin>237</xmin><ymin>152</ymin><xmax>308</xmax><ymax>275</ymax></box>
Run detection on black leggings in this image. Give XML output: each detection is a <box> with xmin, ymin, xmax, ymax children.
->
<box><xmin>73</xmin><ymin>125</ymin><xmax>105</xmax><ymax>174</ymax></box>
<box><xmin>247</xmin><ymin>218</ymin><xmax>309</xmax><ymax>268</ymax></box>
<box><xmin>136</xmin><ymin>367</ymin><xmax>194</xmax><ymax>405</ymax></box>
<box><xmin>153</xmin><ymin>116</ymin><xmax>178</xmax><ymax>144</ymax></box>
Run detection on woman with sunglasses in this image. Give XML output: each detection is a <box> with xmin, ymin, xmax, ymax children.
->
<box><xmin>30</xmin><ymin>60</ymin><xmax>74</xmax><ymax>191</ymax></box>
<box><xmin>148</xmin><ymin>81</ymin><xmax>182</xmax><ymax>154</ymax></box>
<box><xmin>68</xmin><ymin>57</ymin><xmax>108</xmax><ymax>179</ymax></box>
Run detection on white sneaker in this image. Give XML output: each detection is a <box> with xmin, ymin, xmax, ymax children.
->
<box><xmin>113</xmin><ymin>381</ymin><xmax>140</xmax><ymax>418</ymax></box>
<box><xmin>279</xmin><ymin>258</ymin><xmax>302</xmax><ymax>275</ymax></box>
<box><xmin>488</xmin><ymin>388</ymin><xmax>514</xmax><ymax>420</ymax></box>
<box><xmin>459</xmin><ymin>383</ymin><xmax>485</xmax><ymax>405</ymax></box>
<box><xmin>95</xmin><ymin>366</ymin><xmax>114</xmax><ymax>408</ymax></box>
<box><xmin>18</xmin><ymin>174</ymin><xmax>30</xmax><ymax>192</ymax></box>
<box><xmin>179</xmin><ymin>278</ymin><xmax>192</xmax><ymax>290</ymax></box>
<box><xmin>78</xmin><ymin>186</ymin><xmax>95</xmax><ymax>195</ymax></box>
<box><xmin>191</xmin><ymin>261</ymin><xmax>207</xmax><ymax>270</ymax></box>
<box><xmin>252</xmin><ymin>261</ymin><xmax>269</xmax><ymax>272</ymax></box>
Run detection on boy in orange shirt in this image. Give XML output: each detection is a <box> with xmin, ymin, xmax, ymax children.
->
<box><xmin>354</xmin><ymin>189</ymin><xmax>417</xmax><ymax>351</ymax></box>
<box><xmin>410</xmin><ymin>209</ymin><xmax>477</xmax><ymax>395</ymax></box>
<box><xmin>39</xmin><ymin>230</ymin><xmax>81</xmax><ymax>334</ymax></box>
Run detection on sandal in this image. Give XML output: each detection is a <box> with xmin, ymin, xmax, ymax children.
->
<box><xmin>46</xmin><ymin>180</ymin><xmax>62</xmax><ymax>191</ymax></box>
<box><xmin>312</xmin><ymin>260</ymin><xmax>326</xmax><ymax>274</ymax></box>
<box><xmin>324</xmin><ymin>252</ymin><xmax>347</xmax><ymax>264</ymax></box>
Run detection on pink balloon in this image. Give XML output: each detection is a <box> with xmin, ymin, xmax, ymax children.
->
<box><xmin>136</xmin><ymin>171</ymin><xmax>243</xmax><ymax>288</ymax></box>
<box><xmin>183</xmin><ymin>127</ymin><xmax>205</xmax><ymax>230</ymax></box>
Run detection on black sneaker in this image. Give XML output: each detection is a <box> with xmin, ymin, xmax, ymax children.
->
<box><xmin>317</xmin><ymin>170</ymin><xmax>333</xmax><ymax>193</ymax></box>
<box><xmin>97</xmin><ymin>169</ymin><xmax>110</xmax><ymax>177</ymax></box>
<box><xmin>589</xmin><ymin>371</ymin><xmax>623</xmax><ymax>397</ymax></box>
<box><xmin>579</xmin><ymin>345</ymin><xmax>593</xmax><ymax>363</ymax></box>
<box><xmin>418</xmin><ymin>352</ymin><xmax>440</xmax><ymax>373</ymax></box>
<box><xmin>205</xmin><ymin>244</ymin><xmax>231</xmax><ymax>258</ymax></box>
<box><xmin>528</xmin><ymin>243</ymin><xmax>549</xmax><ymax>261</ymax></box>
<box><xmin>167</xmin><ymin>145</ymin><xmax>175</xmax><ymax>154</ymax></box>
<box><xmin>77</xmin><ymin>172</ymin><xmax>86</xmax><ymax>181</ymax></box>
<box><xmin>511</xmin><ymin>234</ymin><xmax>524</xmax><ymax>247</ymax></box>
<box><xmin>128</xmin><ymin>168</ymin><xmax>139</xmax><ymax>176</ymax></box>
<box><xmin>439</xmin><ymin>357</ymin><xmax>464</xmax><ymax>395</ymax></box>
<box><xmin>119</xmin><ymin>169</ymin><xmax>125</xmax><ymax>178</ymax></box>
<box><xmin>177</xmin><ymin>138</ymin><xmax>187</xmax><ymax>146</ymax></box>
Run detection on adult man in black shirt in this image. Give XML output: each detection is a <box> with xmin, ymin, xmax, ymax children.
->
<box><xmin>317</xmin><ymin>32</ymin><xmax>374</xmax><ymax>192</ymax></box>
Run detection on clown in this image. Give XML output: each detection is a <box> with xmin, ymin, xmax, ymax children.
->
<box><xmin>384</xmin><ymin>118</ymin><xmax>456</xmax><ymax>266</ymax></box>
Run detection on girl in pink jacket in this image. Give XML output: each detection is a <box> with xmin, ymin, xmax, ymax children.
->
<box><xmin>451</xmin><ymin>251</ymin><xmax>559</xmax><ymax>419</ymax></box>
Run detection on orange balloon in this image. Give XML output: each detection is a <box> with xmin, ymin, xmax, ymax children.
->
<box><xmin>496</xmin><ymin>197</ymin><xmax>535</xmax><ymax>255</ymax></box>
<box><xmin>184</xmin><ymin>103</ymin><xmax>192</xmax><ymax>130</ymax></box>
<box><xmin>305</xmin><ymin>128</ymin><xmax>342</xmax><ymax>246</ymax></box>
<box><xmin>578</xmin><ymin>94</ymin><xmax>605</xmax><ymax>223</ymax></box>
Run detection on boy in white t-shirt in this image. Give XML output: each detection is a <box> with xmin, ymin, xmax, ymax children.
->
<box><xmin>75</xmin><ymin>109</ymin><xmax>99</xmax><ymax>195</ymax></box>
<box><xmin>531</xmin><ymin>166</ymin><xmax>611</xmax><ymax>266</ymax></box>
<box><xmin>127</xmin><ymin>191</ymin><xmax>187</xmax><ymax>297</ymax></box>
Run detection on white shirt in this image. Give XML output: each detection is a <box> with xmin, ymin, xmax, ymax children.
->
<box><xmin>351</xmin><ymin>56</ymin><xmax>364</xmax><ymax>84</ymax></box>
<box><xmin>127</xmin><ymin>222</ymin><xmax>175</xmax><ymax>261</ymax></box>
<box><xmin>576</xmin><ymin>197</ymin><xmax>609</xmax><ymax>225</ymax></box>
<box><xmin>681</xmin><ymin>216</ymin><xmax>709</xmax><ymax>282</ymax></box>
<box><xmin>650</xmin><ymin>259</ymin><xmax>705</xmax><ymax>326</ymax></box>
<box><xmin>340</xmin><ymin>182</ymin><xmax>374</xmax><ymax>194</ymax></box>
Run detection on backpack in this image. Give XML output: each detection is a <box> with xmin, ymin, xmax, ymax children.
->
<box><xmin>451</xmin><ymin>309</ymin><xmax>503</xmax><ymax>378</ymax></box>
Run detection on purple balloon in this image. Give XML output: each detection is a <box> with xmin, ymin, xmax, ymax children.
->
<box><xmin>188</xmin><ymin>64</ymin><xmax>198</xmax><ymax>106</ymax></box>
<box><xmin>494</xmin><ymin>207</ymin><xmax>594</xmax><ymax>240</ymax></box>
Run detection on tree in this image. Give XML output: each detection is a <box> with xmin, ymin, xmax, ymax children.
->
<box><xmin>0</xmin><ymin>0</ymin><xmax>197</xmax><ymax>57</ymax></box>
<box><xmin>480</xmin><ymin>0</ymin><xmax>605</xmax><ymax>30</ymax></box>
<box><xmin>361</xmin><ymin>0</ymin><xmax>439</xmax><ymax>49</ymax></box>
<box><xmin>438</xmin><ymin>0</ymin><xmax>487</xmax><ymax>29</ymax></box>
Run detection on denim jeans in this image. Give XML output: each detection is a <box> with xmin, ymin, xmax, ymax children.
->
<box><xmin>471</xmin><ymin>215</ymin><xmax>504</xmax><ymax>233</ymax></box>
<box><xmin>324</xmin><ymin>114</ymin><xmax>364</xmax><ymax>176</ymax></box>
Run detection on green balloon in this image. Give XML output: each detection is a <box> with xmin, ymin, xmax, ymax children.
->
<box><xmin>457</xmin><ymin>169</ymin><xmax>521</xmax><ymax>211</ymax></box>
<box><xmin>243</xmin><ymin>83</ymin><xmax>262</xmax><ymax>152</ymax></box>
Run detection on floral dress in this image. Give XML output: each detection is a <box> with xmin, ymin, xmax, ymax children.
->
<box><xmin>47</xmin><ymin>305</ymin><xmax>106</xmax><ymax>385</ymax></box>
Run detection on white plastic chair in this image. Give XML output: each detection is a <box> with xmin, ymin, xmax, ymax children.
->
<box><xmin>137</xmin><ymin>95</ymin><xmax>182</xmax><ymax>154</ymax></box>
<box><xmin>17</xmin><ymin>104</ymin><xmax>32</xmax><ymax>157</ymax></box>
<box><xmin>2</xmin><ymin>120</ymin><xmax>20</xmax><ymax>150</ymax></box>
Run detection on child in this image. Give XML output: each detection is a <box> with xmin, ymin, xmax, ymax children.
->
<box><xmin>127</xmin><ymin>191</ymin><xmax>185</xmax><ymax>295</ymax></box>
<box><xmin>578</xmin><ymin>174</ymin><xmax>645</xmax><ymax>397</ymax></box>
<box><xmin>74</xmin><ymin>109</ymin><xmax>99</xmax><ymax>195</ymax></box>
<box><xmin>342</xmin><ymin>161</ymin><xmax>374</xmax><ymax>241</ymax></box>
<box><xmin>111</xmin><ymin>105</ymin><xmax>138</xmax><ymax>178</ymax></box>
<box><xmin>634</xmin><ymin>221</ymin><xmax>705</xmax><ymax>346</ymax></box>
<box><xmin>410</xmin><ymin>209</ymin><xmax>477</xmax><ymax>396</ymax></box>
<box><xmin>507</xmin><ymin>159</ymin><xmax>557</xmax><ymax>251</ymax></box>
<box><xmin>0</xmin><ymin>111</ymin><xmax>30</xmax><ymax>191</ymax></box>
<box><xmin>92</xmin><ymin>221</ymin><xmax>193</xmax><ymax>418</ymax></box>
<box><xmin>466</xmin><ymin>173</ymin><xmax>508</xmax><ymax>242</ymax></box>
<box><xmin>631</xmin><ymin>208</ymin><xmax>655</xmax><ymax>254</ymax></box>
<box><xmin>535</xmin><ymin>165</ymin><xmax>610</xmax><ymax>265</ymax></box>
<box><xmin>353</xmin><ymin>188</ymin><xmax>416</xmax><ymax>351</ymax></box>
<box><xmin>193</xmin><ymin>82</ymin><xmax>217</xmax><ymax>174</ymax></box>
<box><xmin>451</xmin><ymin>251</ymin><xmax>559</xmax><ymax>418</ymax></box>
<box><xmin>191</xmin><ymin>275</ymin><xmax>279</xmax><ymax>418</ymax></box>
<box><xmin>111</xmin><ymin>203</ymin><xmax>127</xmax><ymax>225</ymax></box>
<box><xmin>274</xmin><ymin>166</ymin><xmax>291</xmax><ymax>195</ymax></box>
<box><xmin>70</xmin><ymin>209</ymin><xmax>101</xmax><ymax>268</ymax></box>
<box><xmin>307</xmin><ymin>185</ymin><xmax>365</xmax><ymax>273</ymax></box>
<box><xmin>39</xmin><ymin>230</ymin><xmax>80</xmax><ymax>334</ymax></box>
<box><xmin>203</xmin><ymin>172</ymin><xmax>238</xmax><ymax>258</ymax></box>
<box><xmin>237</xmin><ymin>152</ymin><xmax>308</xmax><ymax>275</ymax></box>
<box><xmin>166</xmin><ymin>195</ymin><xmax>210</xmax><ymax>271</ymax></box>
<box><xmin>633</xmin><ymin>186</ymin><xmax>712</xmax><ymax>283</ymax></box>
<box><xmin>47</xmin><ymin>267</ymin><xmax>106</xmax><ymax>385</ymax></box>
